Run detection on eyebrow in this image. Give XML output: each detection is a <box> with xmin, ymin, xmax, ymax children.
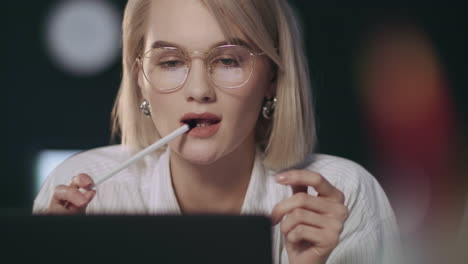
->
<box><xmin>150</xmin><ymin>38</ymin><xmax>253</xmax><ymax>51</ymax></box>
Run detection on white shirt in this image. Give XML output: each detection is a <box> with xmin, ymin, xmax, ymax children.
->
<box><xmin>33</xmin><ymin>145</ymin><xmax>400</xmax><ymax>263</ymax></box>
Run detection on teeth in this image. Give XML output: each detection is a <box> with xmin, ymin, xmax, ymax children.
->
<box><xmin>196</xmin><ymin>123</ymin><xmax>210</xmax><ymax>127</ymax></box>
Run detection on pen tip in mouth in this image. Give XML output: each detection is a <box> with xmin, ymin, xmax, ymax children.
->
<box><xmin>184</xmin><ymin>120</ymin><xmax>197</xmax><ymax>130</ymax></box>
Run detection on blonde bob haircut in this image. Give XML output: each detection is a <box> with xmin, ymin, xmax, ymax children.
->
<box><xmin>112</xmin><ymin>0</ymin><xmax>316</xmax><ymax>171</ymax></box>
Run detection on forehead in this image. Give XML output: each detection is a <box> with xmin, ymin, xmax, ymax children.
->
<box><xmin>145</xmin><ymin>0</ymin><xmax>245</xmax><ymax>52</ymax></box>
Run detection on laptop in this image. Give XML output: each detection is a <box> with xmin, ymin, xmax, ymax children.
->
<box><xmin>1</xmin><ymin>214</ymin><xmax>272</xmax><ymax>264</ymax></box>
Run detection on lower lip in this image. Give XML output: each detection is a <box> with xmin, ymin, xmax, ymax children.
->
<box><xmin>185</xmin><ymin>122</ymin><xmax>221</xmax><ymax>138</ymax></box>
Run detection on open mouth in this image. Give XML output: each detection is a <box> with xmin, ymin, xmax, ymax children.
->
<box><xmin>180</xmin><ymin>113</ymin><xmax>221</xmax><ymax>138</ymax></box>
<box><xmin>180</xmin><ymin>113</ymin><xmax>222</xmax><ymax>129</ymax></box>
<box><xmin>182</xmin><ymin>118</ymin><xmax>220</xmax><ymax>128</ymax></box>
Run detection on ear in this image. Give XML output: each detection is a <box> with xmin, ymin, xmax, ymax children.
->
<box><xmin>265</xmin><ymin>73</ymin><xmax>277</xmax><ymax>99</ymax></box>
<box><xmin>137</xmin><ymin>68</ymin><xmax>148</xmax><ymax>99</ymax></box>
<box><xmin>264</xmin><ymin>83</ymin><xmax>275</xmax><ymax>99</ymax></box>
<box><xmin>264</xmin><ymin>64</ymin><xmax>278</xmax><ymax>99</ymax></box>
<box><xmin>137</xmin><ymin>67</ymin><xmax>144</xmax><ymax>89</ymax></box>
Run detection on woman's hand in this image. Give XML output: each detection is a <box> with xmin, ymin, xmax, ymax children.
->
<box><xmin>47</xmin><ymin>173</ymin><xmax>96</xmax><ymax>214</ymax></box>
<box><xmin>271</xmin><ymin>170</ymin><xmax>349</xmax><ymax>264</ymax></box>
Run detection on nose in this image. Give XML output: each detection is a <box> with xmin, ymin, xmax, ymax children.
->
<box><xmin>183</xmin><ymin>60</ymin><xmax>216</xmax><ymax>103</ymax></box>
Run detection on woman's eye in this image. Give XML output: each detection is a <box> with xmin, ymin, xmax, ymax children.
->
<box><xmin>159</xmin><ymin>60</ymin><xmax>184</xmax><ymax>68</ymax></box>
<box><xmin>213</xmin><ymin>57</ymin><xmax>240</xmax><ymax>67</ymax></box>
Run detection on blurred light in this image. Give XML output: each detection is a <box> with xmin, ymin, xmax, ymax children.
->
<box><xmin>355</xmin><ymin>21</ymin><xmax>464</xmax><ymax>262</ymax></box>
<box><xmin>355</xmin><ymin>23</ymin><xmax>460</xmax><ymax>235</ymax></box>
<box><xmin>34</xmin><ymin>149</ymin><xmax>81</xmax><ymax>195</ymax></box>
<box><xmin>44</xmin><ymin>0</ymin><xmax>121</xmax><ymax>76</ymax></box>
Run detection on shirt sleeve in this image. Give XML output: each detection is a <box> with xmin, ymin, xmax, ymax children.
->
<box><xmin>32</xmin><ymin>164</ymin><xmax>73</xmax><ymax>214</ymax></box>
<box><xmin>326</xmin><ymin>161</ymin><xmax>402</xmax><ymax>263</ymax></box>
<box><xmin>32</xmin><ymin>145</ymin><xmax>154</xmax><ymax>215</ymax></box>
<box><xmin>279</xmin><ymin>156</ymin><xmax>402</xmax><ymax>263</ymax></box>
<box><xmin>32</xmin><ymin>151</ymin><xmax>91</xmax><ymax>214</ymax></box>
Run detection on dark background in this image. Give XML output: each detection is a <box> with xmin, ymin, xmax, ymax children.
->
<box><xmin>3</xmin><ymin>0</ymin><xmax>467</xmax><ymax>210</ymax></box>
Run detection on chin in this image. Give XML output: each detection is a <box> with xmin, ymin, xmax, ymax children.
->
<box><xmin>171</xmin><ymin>141</ymin><xmax>224</xmax><ymax>166</ymax></box>
<box><xmin>184</xmin><ymin>154</ymin><xmax>219</xmax><ymax>165</ymax></box>
<box><xmin>180</xmin><ymin>150</ymin><xmax>223</xmax><ymax>166</ymax></box>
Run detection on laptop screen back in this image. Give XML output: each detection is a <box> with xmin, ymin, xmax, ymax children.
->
<box><xmin>1</xmin><ymin>214</ymin><xmax>272</xmax><ymax>264</ymax></box>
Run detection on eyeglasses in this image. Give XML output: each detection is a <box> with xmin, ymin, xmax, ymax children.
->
<box><xmin>137</xmin><ymin>44</ymin><xmax>265</xmax><ymax>93</ymax></box>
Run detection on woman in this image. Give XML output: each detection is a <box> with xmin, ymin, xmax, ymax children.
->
<box><xmin>34</xmin><ymin>0</ymin><xmax>399</xmax><ymax>263</ymax></box>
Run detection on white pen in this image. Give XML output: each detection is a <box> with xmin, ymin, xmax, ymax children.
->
<box><xmin>74</xmin><ymin>121</ymin><xmax>196</xmax><ymax>195</ymax></box>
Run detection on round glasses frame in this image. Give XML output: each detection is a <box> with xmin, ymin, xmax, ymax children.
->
<box><xmin>136</xmin><ymin>44</ymin><xmax>266</xmax><ymax>93</ymax></box>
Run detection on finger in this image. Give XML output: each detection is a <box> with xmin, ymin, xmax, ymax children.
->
<box><xmin>57</xmin><ymin>190</ymin><xmax>96</xmax><ymax>214</ymax></box>
<box><xmin>286</xmin><ymin>224</ymin><xmax>340</xmax><ymax>250</ymax></box>
<box><xmin>280</xmin><ymin>208</ymin><xmax>329</xmax><ymax>234</ymax></box>
<box><xmin>69</xmin><ymin>173</ymin><xmax>94</xmax><ymax>189</ymax></box>
<box><xmin>291</xmin><ymin>184</ymin><xmax>307</xmax><ymax>194</ymax></box>
<box><xmin>83</xmin><ymin>189</ymin><xmax>96</xmax><ymax>201</ymax></box>
<box><xmin>271</xmin><ymin>193</ymin><xmax>348</xmax><ymax>225</ymax></box>
<box><xmin>276</xmin><ymin>170</ymin><xmax>344</xmax><ymax>202</ymax></box>
<box><xmin>52</xmin><ymin>185</ymin><xmax>90</xmax><ymax>208</ymax></box>
<box><xmin>48</xmin><ymin>200</ymin><xmax>80</xmax><ymax>214</ymax></box>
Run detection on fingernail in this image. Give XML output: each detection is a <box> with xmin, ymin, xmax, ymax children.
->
<box><xmin>276</xmin><ymin>174</ymin><xmax>287</xmax><ymax>183</ymax></box>
<box><xmin>83</xmin><ymin>177</ymin><xmax>92</xmax><ymax>185</ymax></box>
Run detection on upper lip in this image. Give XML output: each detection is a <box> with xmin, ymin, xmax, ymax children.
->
<box><xmin>180</xmin><ymin>112</ymin><xmax>222</xmax><ymax>124</ymax></box>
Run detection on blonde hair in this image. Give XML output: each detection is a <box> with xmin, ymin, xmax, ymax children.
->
<box><xmin>112</xmin><ymin>0</ymin><xmax>316</xmax><ymax>171</ymax></box>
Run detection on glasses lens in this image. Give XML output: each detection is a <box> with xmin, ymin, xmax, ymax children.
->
<box><xmin>142</xmin><ymin>47</ymin><xmax>188</xmax><ymax>91</ymax></box>
<box><xmin>208</xmin><ymin>45</ymin><xmax>254</xmax><ymax>88</ymax></box>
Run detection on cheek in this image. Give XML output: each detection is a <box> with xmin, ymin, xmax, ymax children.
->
<box><xmin>148</xmin><ymin>92</ymin><xmax>183</xmax><ymax>134</ymax></box>
<box><xmin>240</xmin><ymin>93</ymin><xmax>264</xmax><ymax>119</ymax></box>
<box><xmin>224</xmin><ymin>81</ymin><xmax>267</xmax><ymax>130</ymax></box>
<box><xmin>241</xmin><ymin>68</ymin><xmax>270</xmax><ymax>112</ymax></box>
<box><xmin>232</xmin><ymin>101</ymin><xmax>262</xmax><ymax>138</ymax></box>
<box><xmin>138</xmin><ymin>72</ymin><xmax>169</xmax><ymax>133</ymax></box>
